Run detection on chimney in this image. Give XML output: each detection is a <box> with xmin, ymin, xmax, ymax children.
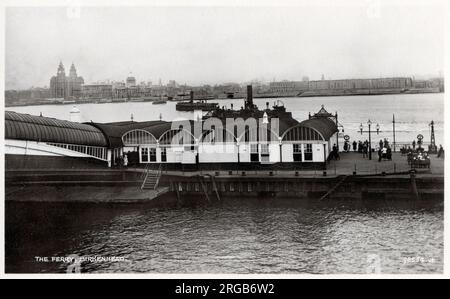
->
<box><xmin>247</xmin><ymin>85</ymin><xmax>253</xmax><ymax>108</ymax></box>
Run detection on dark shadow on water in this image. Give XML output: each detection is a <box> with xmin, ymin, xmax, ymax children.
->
<box><xmin>5</xmin><ymin>197</ymin><xmax>443</xmax><ymax>274</ymax></box>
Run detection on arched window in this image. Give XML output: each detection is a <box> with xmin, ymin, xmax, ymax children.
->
<box><xmin>159</xmin><ymin>129</ymin><xmax>196</xmax><ymax>146</ymax></box>
<box><xmin>201</xmin><ymin>128</ymin><xmax>237</xmax><ymax>144</ymax></box>
<box><xmin>122</xmin><ymin>129</ymin><xmax>157</xmax><ymax>145</ymax></box>
<box><xmin>282</xmin><ymin>125</ymin><xmax>324</xmax><ymax>142</ymax></box>
<box><xmin>238</xmin><ymin>126</ymin><xmax>280</xmax><ymax>143</ymax></box>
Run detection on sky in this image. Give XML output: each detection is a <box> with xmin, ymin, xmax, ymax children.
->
<box><xmin>5</xmin><ymin>2</ymin><xmax>445</xmax><ymax>90</ymax></box>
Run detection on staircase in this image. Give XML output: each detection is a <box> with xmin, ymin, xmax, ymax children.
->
<box><xmin>141</xmin><ymin>164</ymin><xmax>162</xmax><ymax>190</ymax></box>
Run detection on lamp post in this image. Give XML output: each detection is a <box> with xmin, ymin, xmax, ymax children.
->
<box><xmin>359</xmin><ymin>120</ymin><xmax>380</xmax><ymax>160</ymax></box>
<box><xmin>278</xmin><ymin>137</ymin><xmax>283</xmax><ymax>163</ymax></box>
<box><xmin>392</xmin><ymin>114</ymin><xmax>396</xmax><ymax>152</ymax></box>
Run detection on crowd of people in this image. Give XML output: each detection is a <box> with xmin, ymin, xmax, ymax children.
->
<box><xmin>376</xmin><ymin>139</ymin><xmax>392</xmax><ymax>162</ymax></box>
<box><xmin>341</xmin><ymin>138</ymin><xmax>393</xmax><ymax>162</ymax></box>
<box><xmin>329</xmin><ymin>135</ymin><xmax>443</xmax><ymax>169</ymax></box>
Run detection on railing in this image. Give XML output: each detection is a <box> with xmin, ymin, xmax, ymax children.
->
<box><xmin>140</xmin><ymin>163</ymin><xmax>163</xmax><ymax>190</ymax></box>
<box><xmin>154</xmin><ymin>164</ymin><xmax>163</xmax><ymax>190</ymax></box>
<box><xmin>140</xmin><ymin>163</ymin><xmax>151</xmax><ymax>189</ymax></box>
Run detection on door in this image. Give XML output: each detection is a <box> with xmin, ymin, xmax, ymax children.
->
<box><xmin>161</xmin><ymin>147</ymin><xmax>167</xmax><ymax>162</ymax></box>
<box><xmin>293</xmin><ymin>144</ymin><xmax>302</xmax><ymax>162</ymax></box>
<box><xmin>250</xmin><ymin>144</ymin><xmax>259</xmax><ymax>162</ymax></box>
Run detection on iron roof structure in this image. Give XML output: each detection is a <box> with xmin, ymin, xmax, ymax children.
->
<box><xmin>5</xmin><ymin>111</ymin><xmax>108</xmax><ymax>147</ymax></box>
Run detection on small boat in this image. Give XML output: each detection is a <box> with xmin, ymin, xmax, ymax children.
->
<box><xmin>152</xmin><ymin>99</ymin><xmax>167</xmax><ymax>105</ymax></box>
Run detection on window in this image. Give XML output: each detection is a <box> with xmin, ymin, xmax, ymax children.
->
<box><xmin>261</xmin><ymin>144</ymin><xmax>270</xmax><ymax>163</ymax></box>
<box><xmin>304</xmin><ymin>144</ymin><xmax>313</xmax><ymax>161</ymax></box>
<box><xmin>141</xmin><ymin>148</ymin><xmax>149</xmax><ymax>163</ymax></box>
<box><xmin>149</xmin><ymin>148</ymin><xmax>157</xmax><ymax>162</ymax></box>
<box><xmin>161</xmin><ymin>148</ymin><xmax>167</xmax><ymax>162</ymax></box>
<box><xmin>293</xmin><ymin>144</ymin><xmax>302</xmax><ymax>162</ymax></box>
<box><xmin>250</xmin><ymin>144</ymin><xmax>259</xmax><ymax>162</ymax></box>
<box><xmin>261</xmin><ymin>144</ymin><xmax>269</xmax><ymax>154</ymax></box>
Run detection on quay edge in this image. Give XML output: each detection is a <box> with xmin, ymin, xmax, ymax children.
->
<box><xmin>5</xmin><ymin>169</ymin><xmax>444</xmax><ymax>203</ymax></box>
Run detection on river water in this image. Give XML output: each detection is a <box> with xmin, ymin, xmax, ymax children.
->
<box><xmin>5</xmin><ymin>93</ymin><xmax>444</xmax><ymax>274</ymax></box>
<box><xmin>7</xmin><ymin>93</ymin><xmax>444</xmax><ymax>146</ymax></box>
<box><xmin>5</xmin><ymin>199</ymin><xmax>443</xmax><ymax>274</ymax></box>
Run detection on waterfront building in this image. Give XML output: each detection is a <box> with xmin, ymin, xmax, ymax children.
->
<box><xmin>268</xmin><ymin>77</ymin><xmax>414</xmax><ymax>96</ymax></box>
<box><xmin>49</xmin><ymin>62</ymin><xmax>84</xmax><ymax>99</ymax></box>
<box><xmin>307</xmin><ymin>77</ymin><xmax>413</xmax><ymax>91</ymax></box>
<box><xmin>81</xmin><ymin>84</ymin><xmax>113</xmax><ymax>99</ymax></box>
<box><xmin>5</xmin><ymin>109</ymin><xmax>337</xmax><ymax>169</ymax></box>
<box><xmin>268</xmin><ymin>81</ymin><xmax>309</xmax><ymax>95</ymax></box>
<box><xmin>4</xmin><ymin>86</ymin><xmax>338</xmax><ymax>169</ymax></box>
<box><xmin>126</xmin><ymin>74</ymin><xmax>136</xmax><ymax>87</ymax></box>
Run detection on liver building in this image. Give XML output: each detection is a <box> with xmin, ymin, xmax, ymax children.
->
<box><xmin>50</xmin><ymin>62</ymin><xmax>84</xmax><ymax>99</ymax></box>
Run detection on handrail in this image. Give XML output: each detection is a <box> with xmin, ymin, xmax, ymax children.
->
<box><xmin>154</xmin><ymin>164</ymin><xmax>163</xmax><ymax>190</ymax></box>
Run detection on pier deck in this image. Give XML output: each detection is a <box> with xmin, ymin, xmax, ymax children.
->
<box><xmin>155</xmin><ymin>152</ymin><xmax>444</xmax><ymax>178</ymax></box>
<box><xmin>5</xmin><ymin>153</ymin><xmax>444</xmax><ymax>203</ymax></box>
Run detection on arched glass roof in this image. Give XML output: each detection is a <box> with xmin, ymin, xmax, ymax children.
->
<box><xmin>5</xmin><ymin>111</ymin><xmax>108</xmax><ymax>147</ymax></box>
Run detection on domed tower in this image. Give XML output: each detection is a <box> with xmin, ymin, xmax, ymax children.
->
<box><xmin>67</xmin><ymin>63</ymin><xmax>84</xmax><ymax>99</ymax></box>
<box><xmin>126</xmin><ymin>73</ymin><xmax>136</xmax><ymax>87</ymax></box>
<box><xmin>50</xmin><ymin>62</ymin><xmax>67</xmax><ymax>98</ymax></box>
<box><xmin>57</xmin><ymin>61</ymin><xmax>66</xmax><ymax>77</ymax></box>
<box><xmin>69</xmin><ymin>63</ymin><xmax>78</xmax><ymax>78</ymax></box>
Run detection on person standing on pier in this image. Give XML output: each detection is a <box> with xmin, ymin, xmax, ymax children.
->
<box><xmin>362</xmin><ymin>143</ymin><xmax>368</xmax><ymax>158</ymax></box>
<box><xmin>123</xmin><ymin>153</ymin><xmax>129</xmax><ymax>167</ymax></box>
<box><xmin>332</xmin><ymin>144</ymin><xmax>340</xmax><ymax>160</ymax></box>
<box><xmin>387</xmin><ymin>147</ymin><xmax>392</xmax><ymax>160</ymax></box>
<box><xmin>379</xmin><ymin>139</ymin><xmax>383</xmax><ymax>150</ymax></box>
<box><xmin>353</xmin><ymin>141</ymin><xmax>357</xmax><ymax>152</ymax></box>
<box><xmin>412</xmin><ymin>140</ymin><xmax>416</xmax><ymax>150</ymax></box>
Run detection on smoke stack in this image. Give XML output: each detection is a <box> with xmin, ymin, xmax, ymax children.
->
<box><xmin>190</xmin><ymin>90</ymin><xmax>194</xmax><ymax>102</ymax></box>
<box><xmin>247</xmin><ymin>85</ymin><xmax>253</xmax><ymax>107</ymax></box>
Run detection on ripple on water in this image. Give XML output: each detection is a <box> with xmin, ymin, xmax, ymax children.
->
<box><xmin>5</xmin><ymin>199</ymin><xmax>443</xmax><ymax>274</ymax></box>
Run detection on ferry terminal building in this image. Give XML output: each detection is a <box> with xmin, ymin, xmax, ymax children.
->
<box><xmin>5</xmin><ymin>99</ymin><xmax>338</xmax><ymax>170</ymax></box>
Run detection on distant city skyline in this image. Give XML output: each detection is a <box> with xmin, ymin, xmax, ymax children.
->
<box><xmin>6</xmin><ymin>3</ymin><xmax>444</xmax><ymax>90</ymax></box>
<box><xmin>8</xmin><ymin>60</ymin><xmax>443</xmax><ymax>91</ymax></box>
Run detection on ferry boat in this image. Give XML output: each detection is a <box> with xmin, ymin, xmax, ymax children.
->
<box><xmin>176</xmin><ymin>100</ymin><xmax>219</xmax><ymax>111</ymax></box>
<box><xmin>175</xmin><ymin>91</ymin><xmax>218</xmax><ymax>111</ymax></box>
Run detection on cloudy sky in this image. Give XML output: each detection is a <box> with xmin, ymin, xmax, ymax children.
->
<box><xmin>5</xmin><ymin>2</ymin><xmax>445</xmax><ymax>90</ymax></box>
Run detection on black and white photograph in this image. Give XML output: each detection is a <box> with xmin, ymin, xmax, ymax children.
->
<box><xmin>1</xmin><ymin>0</ymin><xmax>448</xmax><ymax>282</ymax></box>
